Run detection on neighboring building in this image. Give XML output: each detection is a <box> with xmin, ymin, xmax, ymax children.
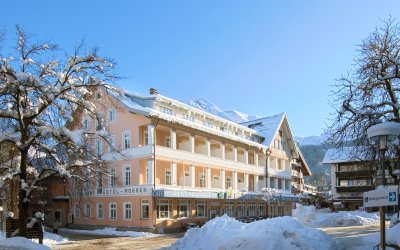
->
<box><xmin>322</xmin><ymin>147</ymin><xmax>398</xmax><ymax>211</ymax></box>
<box><xmin>290</xmin><ymin>144</ymin><xmax>312</xmax><ymax>195</ymax></box>
<box><xmin>69</xmin><ymin>88</ymin><xmax>311</xmax><ymax>232</ymax></box>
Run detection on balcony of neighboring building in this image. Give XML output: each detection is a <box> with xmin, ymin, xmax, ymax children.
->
<box><xmin>335</xmin><ymin>185</ymin><xmax>374</xmax><ymax>193</ymax></box>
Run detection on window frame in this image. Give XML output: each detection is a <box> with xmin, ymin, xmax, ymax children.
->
<box><xmin>122</xmin><ymin>131</ymin><xmax>131</xmax><ymax>149</ymax></box>
<box><xmin>97</xmin><ymin>203</ymin><xmax>104</xmax><ymax>219</ymax></box>
<box><xmin>108</xmin><ymin>108</ymin><xmax>116</xmax><ymax>123</ymax></box>
<box><xmin>123</xmin><ymin>165</ymin><xmax>131</xmax><ymax>186</ymax></box>
<box><xmin>109</xmin><ymin>202</ymin><xmax>117</xmax><ymax>220</ymax></box>
<box><xmin>123</xmin><ymin>202</ymin><xmax>132</xmax><ymax>220</ymax></box>
<box><xmin>141</xmin><ymin>199</ymin><xmax>149</xmax><ymax>219</ymax></box>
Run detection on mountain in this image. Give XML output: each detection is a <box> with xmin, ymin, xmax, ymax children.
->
<box><xmin>183</xmin><ymin>98</ymin><xmax>260</xmax><ymax>123</ymax></box>
<box><xmin>294</xmin><ymin>134</ymin><xmax>328</xmax><ymax>146</ymax></box>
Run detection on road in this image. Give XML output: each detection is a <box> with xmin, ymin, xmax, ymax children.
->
<box><xmin>320</xmin><ymin>222</ymin><xmax>390</xmax><ymax>250</ymax></box>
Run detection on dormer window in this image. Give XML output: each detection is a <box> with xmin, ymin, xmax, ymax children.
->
<box><xmin>183</xmin><ymin>114</ymin><xmax>195</xmax><ymax>122</ymax></box>
<box><xmin>83</xmin><ymin>118</ymin><xmax>90</xmax><ymax>130</ymax></box>
<box><xmin>96</xmin><ymin>91</ymin><xmax>102</xmax><ymax>99</ymax></box>
<box><xmin>203</xmin><ymin>121</ymin><xmax>213</xmax><ymax>128</ymax></box>
<box><xmin>160</xmin><ymin>106</ymin><xmax>173</xmax><ymax>115</ymax></box>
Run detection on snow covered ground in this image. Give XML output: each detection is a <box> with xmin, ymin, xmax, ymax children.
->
<box><xmin>59</xmin><ymin>227</ymin><xmax>159</xmax><ymax>238</ymax></box>
<box><xmin>0</xmin><ymin>231</ymin><xmax>68</xmax><ymax>249</ymax></box>
<box><xmin>292</xmin><ymin>204</ymin><xmax>380</xmax><ymax>227</ymax></box>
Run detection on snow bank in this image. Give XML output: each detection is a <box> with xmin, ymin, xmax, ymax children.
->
<box><xmin>293</xmin><ymin>204</ymin><xmax>379</xmax><ymax>227</ymax></box>
<box><xmin>387</xmin><ymin>222</ymin><xmax>400</xmax><ymax>247</ymax></box>
<box><xmin>168</xmin><ymin>215</ymin><xmax>337</xmax><ymax>250</ymax></box>
<box><xmin>61</xmin><ymin>227</ymin><xmax>159</xmax><ymax>238</ymax></box>
<box><xmin>0</xmin><ymin>236</ymin><xmax>50</xmax><ymax>250</ymax></box>
<box><xmin>0</xmin><ymin>231</ymin><xmax>69</xmax><ymax>246</ymax></box>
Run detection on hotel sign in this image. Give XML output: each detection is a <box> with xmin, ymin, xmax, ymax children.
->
<box><xmin>153</xmin><ymin>189</ymin><xmax>219</xmax><ymax>199</ymax></box>
<box><xmin>73</xmin><ymin>185</ymin><xmax>153</xmax><ymax>197</ymax></box>
<box><xmin>363</xmin><ymin>189</ymin><xmax>398</xmax><ymax>208</ymax></box>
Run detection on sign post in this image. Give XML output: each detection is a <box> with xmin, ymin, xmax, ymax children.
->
<box><xmin>363</xmin><ymin>188</ymin><xmax>398</xmax><ymax>250</ymax></box>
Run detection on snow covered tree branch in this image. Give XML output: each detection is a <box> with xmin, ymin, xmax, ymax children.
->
<box><xmin>0</xmin><ymin>26</ymin><xmax>122</xmax><ymax>237</ymax></box>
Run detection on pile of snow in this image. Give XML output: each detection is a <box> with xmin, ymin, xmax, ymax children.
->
<box><xmin>61</xmin><ymin>227</ymin><xmax>158</xmax><ymax>238</ymax></box>
<box><xmin>0</xmin><ymin>237</ymin><xmax>50</xmax><ymax>250</ymax></box>
<box><xmin>0</xmin><ymin>231</ymin><xmax>69</xmax><ymax>246</ymax></box>
<box><xmin>168</xmin><ymin>215</ymin><xmax>337</xmax><ymax>250</ymax></box>
<box><xmin>293</xmin><ymin>204</ymin><xmax>379</xmax><ymax>227</ymax></box>
<box><xmin>387</xmin><ymin>222</ymin><xmax>400</xmax><ymax>247</ymax></box>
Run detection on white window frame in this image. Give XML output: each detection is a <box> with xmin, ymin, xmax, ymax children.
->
<box><xmin>97</xmin><ymin>203</ymin><xmax>104</xmax><ymax>219</ymax></box>
<box><xmin>109</xmin><ymin>168</ymin><xmax>116</xmax><ymax>187</ymax></box>
<box><xmin>199</xmin><ymin>174</ymin><xmax>206</xmax><ymax>187</ymax></box>
<box><xmin>96</xmin><ymin>139</ymin><xmax>103</xmax><ymax>155</ymax></box>
<box><xmin>83</xmin><ymin>117</ymin><xmax>90</xmax><ymax>130</ymax></box>
<box><xmin>225</xmin><ymin>177</ymin><xmax>232</xmax><ymax>188</ymax></box>
<box><xmin>177</xmin><ymin>200</ymin><xmax>190</xmax><ymax>218</ymax></box>
<box><xmin>160</xmin><ymin>106</ymin><xmax>173</xmax><ymax>115</ymax></box>
<box><xmin>85</xmin><ymin>203</ymin><xmax>91</xmax><ymax>218</ymax></box>
<box><xmin>196</xmin><ymin>201</ymin><xmax>207</xmax><ymax>218</ymax></box>
<box><xmin>165</xmin><ymin>170</ymin><xmax>172</xmax><ymax>185</ymax></box>
<box><xmin>123</xmin><ymin>165</ymin><xmax>131</xmax><ymax>186</ymax></box>
<box><xmin>74</xmin><ymin>204</ymin><xmax>80</xmax><ymax>218</ymax></box>
<box><xmin>141</xmin><ymin>199</ymin><xmax>149</xmax><ymax>219</ymax></box>
<box><xmin>122</xmin><ymin>131</ymin><xmax>131</xmax><ymax>149</ymax></box>
<box><xmin>109</xmin><ymin>202</ymin><xmax>117</xmax><ymax>220</ymax></box>
<box><xmin>108</xmin><ymin>108</ymin><xmax>116</xmax><ymax>123</ymax></box>
<box><xmin>123</xmin><ymin>202</ymin><xmax>132</xmax><ymax>220</ymax></box>
<box><xmin>144</xmin><ymin>131</ymin><xmax>149</xmax><ymax>145</ymax></box>
<box><xmin>157</xmin><ymin>199</ymin><xmax>172</xmax><ymax>219</ymax></box>
<box><xmin>166</xmin><ymin>136</ymin><xmax>171</xmax><ymax>148</ymax></box>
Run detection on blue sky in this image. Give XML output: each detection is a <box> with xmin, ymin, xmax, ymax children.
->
<box><xmin>2</xmin><ymin>1</ymin><xmax>399</xmax><ymax>136</ymax></box>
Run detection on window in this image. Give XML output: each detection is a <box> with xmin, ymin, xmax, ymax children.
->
<box><xmin>199</xmin><ymin>174</ymin><xmax>206</xmax><ymax>187</ymax></box>
<box><xmin>160</xmin><ymin>106</ymin><xmax>173</xmax><ymax>115</ymax></box>
<box><xmin>258</xmin><ymin>203</ymin><xmax>265</xmax><ymax>217</ymax></box>
<box><xmin>144</xmin><ymin>132</ymin><xmax>149</xmax><ymax>145</ymax></box>
<box><xmin>97</xmin><ymin>203</ymin><xmax>104</xmax><ymax>219</ymax></box>
<box><xmin>124</xmin><ymin>165</ymin><xmax>131</xmax><ymax>186</ymax></box>
<box><xmin>183</xmin><ymin>114</ymin><xmax>195</xmax><ymax>122</ymax></box>
<box><xmin>278</xmin><ymin>205</ymin><xmax>283</xmax><ymax>216</ymax></box>
<box><xmin>213</xmin><ymin>175</ymin><xmax>220</xmax><ymax>181</ymax></box>
<box><xmin>74</xmin><ymin>204</ymin><xmax>80</xmax><ymax>218</ymax></box>
<box><xmin>109</xmin><ymin>109</ymin><xmax>116</xmax><ymax>122</ymax></box>
<box><xmin>274</xmin><ymin>139</ymin><xmax>280</xmax><ymax>149</ymax></box>
<box><xmin>109</xmin><ymin>202</ymin><xmax>117</xmax><ymax>219</ymax></box>
<box><xmin>123</xmin><ymin>202</ymin><xmax>132</xmax><ymax>220</ymax></box>
<box><xmin>95</xmin><ymin>113</ymin><xmax>104</xmax><ymax>131</ymax></box>
<box><xmin>96</xmin><ymin>91</ymin><xmax>102</xmax><ymax>99</ymax></box>
<box><xmin>270</xmin><ymin>206</ymin><xmax>275</xmax><ymax>218</ymax></box>
<box><xmin>220</xmin><ymin>126</ymin><xmax>227</xmax><ymax>132</ymax></box>
<box><xmin>157</xmin><ymin>199</ymin><xmax>172</xmax><ymax>219</ymax></box>
<box><xmin>196</xmin><ymin>201</ymin><xmax>207</xmax><ymax>217</ymax></box>
<box><xmin>203</xmin><ymin>121</ymin><xmax>213</xmax><ymax>128</ymax></box>
<box><xmin>122</xmin><ymin>132</ymin><xmax>131</xmax><ymax>149</ymax></box>
<box><xmin>225</xmin><ymin>177</ymin><xmax>232</xmax><ymax>188</ymax></box>
<box><xmin>237</xmin><ymin>202</ymin><xmax>245</xmax><ymax>218</ymax></box>
<box><xmin>285</xmin><ymin>204</ymin><xmax>290</xmax><ymax>216</ymax></box>
<box><xmin>85</xmin><ymin>203</ymin><xmax>91</xmax><ymax>217</ymax></box>
<box><xmin>166</xmin><ymin>137</ymin><xmax>171</xmax><ymax>148</ymax></box>
<box><xmin>141</xmin><ymin>200</ymin><xmax>149</xmax><ymax>219</ymax></box>
<box><xmin>165</xmin><ymin>170</ymin><xmax>172</xmax><ymax>185</ymax></box>
<box><xmin>83</xmin><ymin>118</ymin><xmax>90</xmax><ymax>130</ymax></box>
<box><xmin>178</xmin><ymin>200</ymin><xmax>190</xmax><ymax>218</ymax></box>
<box><xmin>96</xmin><ymin>172</ymin><xmax>103</xmax><ymax>194</ymax></box>
<box><xmin>109</xmin><ymin>168</ymin><xmax>116</xmax><ymax>187</ymax></box>
<box><xmin>225</xmin><ymin>201</ymin><xmax>234</xmax><ymax>217</ymax></box>
<box><xmin>96</xmin><ymin>139</ymin><xmax>103</xmax><ymax>155</ymax></box>
<box><xmin>248</xmin><ymin>202</ymin><xmax>256</xmax><ymax>217</ymax></box>
<box><xmin>108</xmin><ymin>135</ymin><xmax>116</xmax><ymax>152</ymax></box>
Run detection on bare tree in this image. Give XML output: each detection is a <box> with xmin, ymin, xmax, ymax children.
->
<box><xmin>0</xmin><ymin>26</ymin><xmax>121</xmax><ymax>237</ymax></box>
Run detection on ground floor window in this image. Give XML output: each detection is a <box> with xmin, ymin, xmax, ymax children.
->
<box><xmin>141</xmin><ymin>199</ymin><xmax>149</xmax><ymax>219</ymax></box>
<box><xmin>85</xmin><ymin>204</ymin><xmax>91</xmax><ymax>218</ymax></box>
<box><xmin>178</xmin><ymin>200</ymin><xmax>190</xmax><ymax>218</ymax></box>
<box><xmin>109</xmin><ymin>202</ymin><xmax>117</xmax><ymax>219</ymax></box>
<box><xmin>258</xmin><ymin>203</ymin><xmax>266</xmax><ymax>217</ymax></box>
<box><xmin>285</xmin><ymin>204</ymin><xmax>290</xmax><ymax>216</ymax></box>
<box><xmin>196</xmin><ymin>201</ymin><xmax>207</xmax><ymax>217</ymax></box>
<box><xmin>74</xmin><ymin>204</ymin><xmax>80</xmax><ymax>218</ymax></box>
<box><xmin>124</xmin><ymin>202</ymin><xmax>132</xmax><ymax>220</ymax></box>
<box><xmin>248</xmin><ymin>202</ymin><xmax>256</xmax><ymax>217</ymax></box>
<box><xmin>225</xmin><ymin>201</ymin><xmax>234</xmax><ymax>217</ymax></box>
<box><xmin>97</xmin><ymin>203</ymin><xmax>104</xmax><ymax>219</ymax></box>
<box><xmin>237</xmin><ymin>202</ymin><xmax>245</xmax><ymax>218</ymax></box>
<box><xmin>157</xmin><ymin>199</ymin><xmax>172</xmax><ymax>219</ymax></box>
<box><xmin>278</xmin><ymin>205</ymin><xmax>283</xmax><ymax>216</ymax></box>
<box><xmin>269</xmin><ymin>205</ymin><xmax>275</xmax><ymax>218</ymax></box>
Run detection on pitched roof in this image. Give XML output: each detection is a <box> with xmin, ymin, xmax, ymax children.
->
<box><xmin>322</xmin><ymin>146</ymin><xmax>370</xmax><ymax>164</ymax></box>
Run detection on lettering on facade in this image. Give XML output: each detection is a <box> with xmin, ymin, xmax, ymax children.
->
<box><xmin>152</xmin><ymin>189</ymin><xmax>219</xmax><ymax>199</ymax></box>
<box><xmin>72</xmin><ymin>186</ymin><xmax>152</xmax><ymax>197</ymax></box>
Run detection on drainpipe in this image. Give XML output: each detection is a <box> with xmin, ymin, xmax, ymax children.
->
<box><xmin>152</xmin><ymin>118</ymin><xmax>160</xmax><ymax>230</ymax></box>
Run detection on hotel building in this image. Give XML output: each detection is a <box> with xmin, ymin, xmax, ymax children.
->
<box><xmin>69</xmin><ymin>88</ymin><xmax>311</xmax><ymax>232</ymax></box>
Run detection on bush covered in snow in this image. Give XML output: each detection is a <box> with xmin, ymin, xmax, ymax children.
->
<box><xmin>168</xmin><ymin>215</ymin><xmax>337</xmax><ymax>250</ymax></box>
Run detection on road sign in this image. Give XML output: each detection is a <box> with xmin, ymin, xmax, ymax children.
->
<box><xmin>363</xmin><ymin>189</ymin><xmax>398</xmax><ymax>208</ymax></box>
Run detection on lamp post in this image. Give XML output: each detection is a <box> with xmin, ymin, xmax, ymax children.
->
<box><xmin>367</xmin><ymin>122</ymin><xmax>400</xmax><ymax>250</ymax></box>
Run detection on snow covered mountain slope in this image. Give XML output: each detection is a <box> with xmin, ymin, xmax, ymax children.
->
<box><xmin>294</xmin><ymin>134</ymin><xmax>328</xmax><ymax>146</ymax></box>
<box><xmin>183</xmin><ymin>98</ymin><xmax>260</xmax><ymax>123</ymax></box>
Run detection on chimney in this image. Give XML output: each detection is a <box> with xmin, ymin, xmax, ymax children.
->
<box><xmin>149</xmin><ymin>88</ymin><xmax>158</xmax><ymax>95</ymax></box>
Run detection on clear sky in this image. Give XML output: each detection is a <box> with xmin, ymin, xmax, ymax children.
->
<box><xmin>2</xmin><ymin>1</ymin><xmax>399</xmax><ymax>136</ymax></box>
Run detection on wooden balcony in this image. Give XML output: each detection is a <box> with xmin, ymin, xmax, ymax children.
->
<box><xmin>336</xmin><ymin>185</ymin><xmax>374</xmax><ymax>193</ymax></box>
<box><xmin>335</xmin><ymin>170</ymin><xmax>375</xmax><ymax>178</ymax></box>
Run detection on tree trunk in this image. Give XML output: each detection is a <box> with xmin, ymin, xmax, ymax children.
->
<box><xmin>18</xmin><ymin>148</ymin><xmax>28</xmax><ymax>237</ymax></box>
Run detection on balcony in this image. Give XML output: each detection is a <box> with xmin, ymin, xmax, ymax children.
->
<box><xmin>335</xmin><ymin>170</ymin><xmax>374</xmax><ymax>178</ymax></box>
<box><xmin>336</xmin><ymin>185</ymin><xmax>374</xmax><ymax>193</ymax></box>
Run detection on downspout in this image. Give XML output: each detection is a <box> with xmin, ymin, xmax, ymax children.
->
<box><xmin>152</xmin><ymin>118</ymin><xmax>160</xmax><ymax>231</ymax></box>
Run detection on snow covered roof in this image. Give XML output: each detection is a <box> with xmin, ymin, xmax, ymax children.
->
<box><xmin>322</xmin><ymin>147</ymin><xmax>371</xmax><ymax>164</ymax></box>
<box><xmin>240</xmin><ymin>113</ymin><xmax>286</xmax><ymax>147</ymax></box>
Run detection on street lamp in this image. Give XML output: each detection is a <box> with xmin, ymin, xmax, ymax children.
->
<box><xmin>367</xmin><ymin>121</ymin><xmax>400</xmax><ymax>250</ymax></box>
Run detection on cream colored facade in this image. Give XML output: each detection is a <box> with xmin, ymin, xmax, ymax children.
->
<box><xmin>70</xmin><ymin>89</ymin><xmax>311</xmax><ymax>231</ymax></box>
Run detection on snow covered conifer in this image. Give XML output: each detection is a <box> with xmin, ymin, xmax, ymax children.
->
<box><xmin>0</xmin><ymin>26</ymin><xmax>120</xmax><ymax>237</ymax></box>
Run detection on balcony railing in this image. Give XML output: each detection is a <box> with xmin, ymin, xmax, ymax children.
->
<box><xmin>335</xmin><ymin>185</ymin><xmax>374</xmax><ymax>193</ymax></box>
<box><xmin>335</xmin><ymin>170</ymin><xmax>375</xmax><ymax>178</ymax></box>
